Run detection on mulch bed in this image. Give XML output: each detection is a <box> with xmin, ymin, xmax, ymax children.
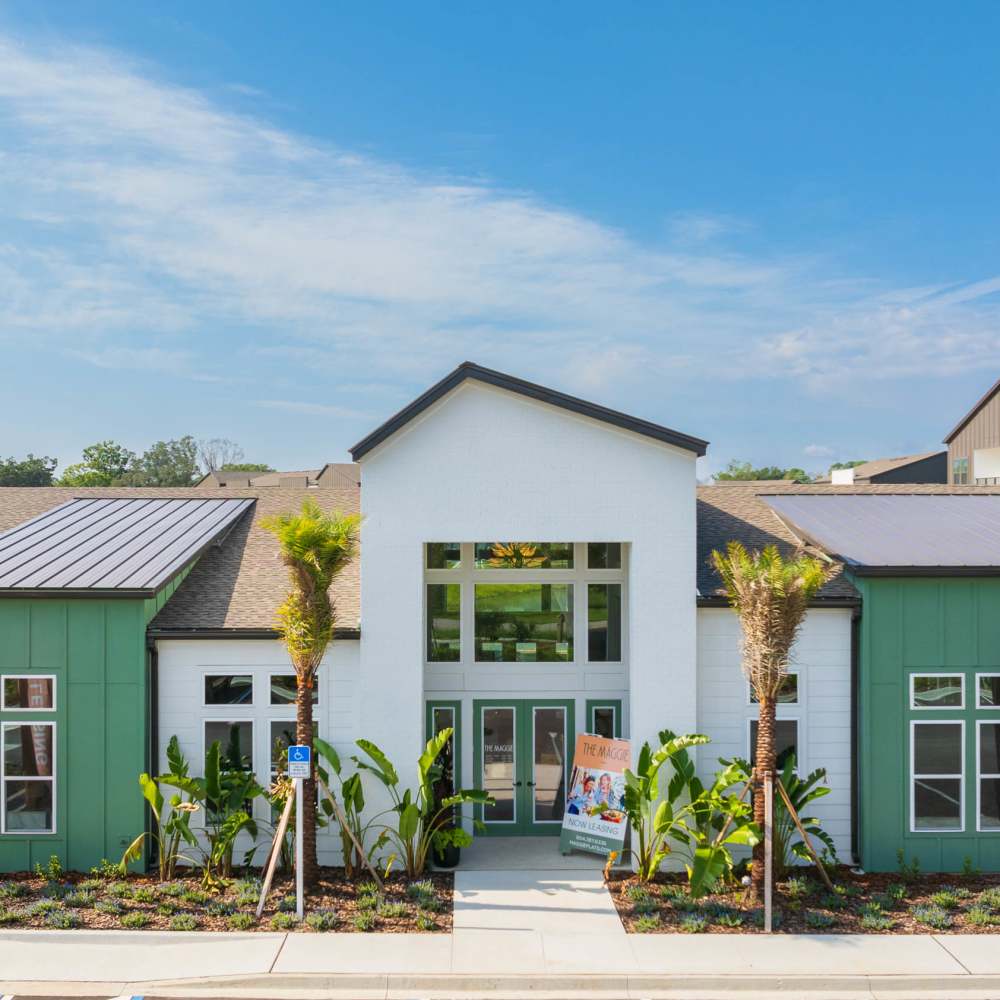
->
<box><xmin>609</xmin><ymin>865</ymin><xmax>1000</xmax><ymax>934</ymax></box>
<box><xmin>0</xmin><ymin>866</ymin><xmax>452</xmax><ymax>933</ymax></box>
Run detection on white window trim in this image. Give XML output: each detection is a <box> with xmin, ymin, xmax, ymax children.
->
<box><xmin>0</xmin><ymin>675</ymin><xmax>57</xmax><ymax>712</ymax></box>
<box><xmin>202</xmin><ymin>719</ymin><xmax>255</xmax><ymax>774</ymax></box>
<box><xmin>910</xmin><ymin>672</ymin><xmax>965</xmax><ymax>711</ymax></box>
<box><xmin>201</xmin><ymin>671</ymin><xmax>255</xmax><ymax>709</ymax></box>
<box><xmin>746</xmin><ymin>716</ymin><xmax>804</xmax><ymax>773</ymax></box>
<box><xmin>746</xmin><ymin>671</ymin><xmax>800</xmax><ymax>707</ymax></box>
<box><xmin>910</xmin><ymin>719</ymin><xmax>965</xmax><ymax>834</ymax></box>
<box><xmin>589</xmin><ymin>703</ymin><xmax>618</xmax><ymax>737</ymax></box>
<box><xmin>268</xmin><ymin>673</ymin><xmax>320</xmax><ymax>709</ymax></box>
<box><xmin>424</xmin><ymin>541</ymin><xmax>628</xmax><ymax>670</ymax></box>
<box><xmin>977</xmin><ymin>719</ymin><xmax>1000</xmax><ymax>833</ymax></box>
<box><xmin>975</xmin><ymin>673</ymin><xmax>1000</xmax><ymax>710</ymax></box>
<box><xmin>1</xmin><ymin>720</ymin><xmax>56</xmax><ymax>835</ymax></box>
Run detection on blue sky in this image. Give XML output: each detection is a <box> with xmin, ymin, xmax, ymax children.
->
<box><xmin>1</xmin><ymin>2</ymin><xmax>999</xmax><ymax>477</ymax></box>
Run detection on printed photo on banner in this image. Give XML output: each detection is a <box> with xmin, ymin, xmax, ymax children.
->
<box><xmin>559</xmin><ymin>733</ymin><xmax>631</xmax><ymax>856</ymax></box>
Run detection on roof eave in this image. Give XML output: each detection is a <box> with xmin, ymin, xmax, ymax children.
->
<box><xmin>944</xmin><ymin>378</ymin><xmax>1000</xmax><ymax>443</ymax></box>
<box><xmin>850</xmin><ymin>565</ymin><xmax>1000</xmax><ymax>578</ymax></box>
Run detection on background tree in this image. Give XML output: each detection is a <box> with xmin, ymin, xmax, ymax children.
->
<box><xmin>710</xmin><ymin>542</ymin><xmax>829</xmax><ymax>902</ymax></box>
<box><xmin>262</xmin><ymin>499</ymin><xmax>360</xmax><ymax>883</ymax></box>
<box><xmin>828</xmin><ymin>460</ymin><xmax>868</xmax><ymax>472</ymax></box>
<box><xmin>58</xmin><ymin>441</ymin><xmax>136</xmax><ymax>486</ymax></box>
<box><xmin>121</xmin><ymin>436</ymin><xmax>200</xmax><ymax>486</ymax></box>
<box><xmin>0</xmin><ymin>454</ymin><xmax>57</xmax><ymax>486</ymax></box>
<box><xmin>715</xmin><ymin>460</ymin><xmax>811</xmax><ymax>483</ymax></box>
<box><xmin>198</xmin><ymin>438</ymin><xmax>245</xmax><ymax>474</ymax></box>
<box><xmin>221</xmin><ymin>462</ymin><xmax>275</xmax><ymax>473</ymax></box>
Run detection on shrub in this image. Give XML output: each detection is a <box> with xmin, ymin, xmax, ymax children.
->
<box><xmin>79</xmin><ymin>879</ymin><xmax>103</xmax><ymax>893</ymax></box>
<box><xmin>870</xmin><ymin>892</ymin><xmax>899</xmax><ymax>911</ymax></box>
<box><xmin>886</xmin><ymin>882</ymin><xmax>907</xmax><ymax>902</ymax></box>
<box><xmin>679</xmin><ymin>914</ymin><xmax>709</xmax><ymax>933</ymax></box>
<box><xmin>962</xmin><ymin>856</ymin><xmax>980</xmax><ymax>877</ymax></box>
<box><xmin>805</xmin><ymin>909</ymin><xmax>836</xmax><ymax>929</ymax></box>
<box><xmin>28</xmin><ymin>900</ymin><xmax>62</xmax><ymax>917</ymax></box>
<box><xmin>89</xmin><ymin>858</ymin><xmax>122</xmax><ymax>880</ymax></box>
<box><xmin>405</xmin><ymin>879</ymin><xmax>435</xmax><ymax>902</ymax></box>
<box><xmin>35</xmin><ymin>854</ymin><xmax>64</xmax><ymax>881</ymax></box>
<box><xmin>860</xmin><ymin>913</ymin><xmax>894</xmax><ymax>931</ymax></box>
<box><xmin>170</xmin><ymin>914</ymin><xmax>200</xmax><ymax>931</ymax></box>
<box><xmin>929</xmin><ymin>890</ymin><xmax>960</xmax><ymax>910</ymax></box>
<box><xmin>95</xmin><ymin>900</ymin><xmax>124</xmax><ymax>916</ymax></box>
<box><xmin>105</xmin><ymin>882</ymin><xmax>133</xmax><ymax>900</ymax></box>
<box><xmin>353</xmin><ymin>910</ymin><xmax>377</xmax><ymax>931</ymax></box>
<box><xmin>132</xmin><ymin>887</ymin><xmax>156</xmax><ymax>904</ymax></box>
<box><xmin>820</xmin><ymin>893</ymin><xmax>847</xmax><ymax>911</ymax></box>
<box><xmin>632</xmin><ymin>898</ymin><xmax>660</xmax><ymax>916</ymax></box>
<box><xmin>306</xmin><ymin>909</ymin><xmax>339</xmax><ymax>931</ymax></box>
<box><xmin>233</xmin><ymin>876</ymin><xmax>262</xmax><ymax>895</ymax></box>
<box><xmin>121</xmin><ymin>912</ymin><xmax>151</xmax><ymax>928</ymax></box>
<box><xmin>751</xmin><ymin>908</ymin><xmax>783</xmax><ymax>929</ymax></box>
<box><xmin>156</xmin><ymin>901</ymin><xmax>178</xmax><ymax>917</ymax></box>
<box><xmin>415</xmin><ymin>912</ymin><xmax>437</xmax><ymax>932</ymax></box>
<box><xmin>625</xmin><ymin>884</ymin><xmax>650</xmax><ymax>903</ymax></box>
<box><xmin>275</xmin><ymin>894</ymin><xmax>297</xmax><ymax>913</ymax></box>
<box><xmin>715</xmin><ymin>910</ymin><xmax>745</xmax><ymax>927</ymax></box>
<box><xmin>64</xmin><ymin>891</ymin><xmax>95</xmax><ymax>909</ymax></box>
<box><xmin>158</xmin><ymin>882</ymin><xmax>187</xmax><ymax>898</ymax></box>
<box><xmin>0</xmin><ymin>908</ymin><xmax>23</xmax><ymax>926</ymax></box>
<box><xmin>912</xmin><ymin>904</ymin><xmax>952</xmax><ymax>930</ymax></box>
<box><xmin>228</xmin><ymin>912</ymin><xmax>256</xmax><ymax>930</ymax></box>
<box><xmin>896</xmin><ymin>849</ymin><xmax>920</xmax><ymax>881</ymax></box>
<box><xmin>978</xmin><ymin>887</ymin><xmax>1000</xmax><ymax>912</ymax></box>
<box><xmin>378</xmin><ymin>901</ymin><xmax>409</xmax><ymax>919</ymax></box>
<box><xmin>271</xmin><ymin>912</ymin><xmax>299</xmax><ymax>930</ymax></box>
<box><xmin>783</xmin><ymin>876</ymin><xmax>809</xmax><ymax>899</ymax></box>
<box><xmin>181</xmin><ymin>889</ymin><xmax>210</xmax><ymax>906</ymax></box>
<box><xmin>966</xmin><ymin>906</ymin><xmax>1000</xmax><ymax>927</ymax></box>
<box><xmin>858</xmin><ymin>902</ymin><xmax>884</xmax><ymax>919</ymax></box>
<box><xmin>236</xmin><ymin>890</ymin><xmax>258</xmax><ymax>907</ymax></box>
<box><xmin>46</xmin><ymin>910</ymin><xmax>81</xmax><ymax>929</ymax></box>
<box><xmin>0</xmin><ymin>881</ymin><xmax>29</xmax><ymax>900</ymax></box>
<box><xmin>356</xmin><ymin>891</ymin><xmax>379</xmax><ymax>912</ymax></box>
<box><xmin>207</xmin><ymin>899</ymin><xmax>237</xmax><ymax>917</ymax></box>
<box><xmin>634</xmin><ymin>913</ymin><xmax>661</xmax><ymax>932</ymax></box>
<box><xmin>359</xmin><ymin>879</ymin><xmax>380</xmax><ymax>896</ymax></box>
<box><xmin>417</xmin><ymin>895</ymin><xmax>442</xmax><ymax>913</ymax></box>
<box><xmin>42</xmin><ymin>882</ymin><xmax>69</xmax><ymax>900</ymax></box>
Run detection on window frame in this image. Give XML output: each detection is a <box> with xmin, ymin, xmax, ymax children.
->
<box><xmin>425</xmin><ymin>700</ymin><xmax>462</xmax><ymax>789</ymax></box>
<box><xmin>201</xmin><ymin>672</ymin><xmax>255</xmax><ymax>709</ymax></box>
<box><xmin>746</xmin><ymin>716</ymin><xmax>802</xmax><ymax>773</ymax></box>
<box><xmin>747</xmin><ymin>671</ymin><xmax>800</xmax><ymax>707</ymax></box>
<box><xmin>586</xmin><ymin>699</ymin><xmax>623</xmax><ymax>738</ymax></box>
<box><xmin>202</xmin><ymin>718</ymin><xmax>256</xmax><ymax>774</ymax></box>
<box><xmin>910</xmin><ymin>719</ymin><xmax>965</xmax><ymax>834</ymax></box>
<box><xmin>977</xmin><ymin>719</ymin><xmax>1000</xmax><ymax>833</ymax></box>
<box><xmin>1</xmin><ymin>720</ymin><xmax>57</xmax><ymax>835</ymax></box>
<box><xmin>0</xmin><ymin>675</ymin><xmax>57</xmax><ymax>713</ymax></box>
<box><xmin>267</xmin><ymin>673</ymin><xmax>320</xmax><ymax>708</ymax></box>
<box><xmin>910</xmin><ymin>672</ymin><xmax>965</xmax><ymax>711</ymax></box>
<box><xmin>976</xmin><ymin>673</ymin><xmax>1000</xmax><ymax>710</ymax></box>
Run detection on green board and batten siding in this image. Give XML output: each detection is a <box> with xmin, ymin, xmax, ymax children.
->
<box><xmin>0</xmin><ymin>565</ymin><xmax>191</xmax><ymax>872</ymax></box>
<box><xmin>856</xmin><ymin>575</ymin><xmax>1000</xmax><ymax>872</ymax></box>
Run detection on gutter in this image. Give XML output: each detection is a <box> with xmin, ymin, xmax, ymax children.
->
<box><xmin>146</xmin><ymin>626</ymin><xmax>361</xmax><ymax>641</ymax></box>
<box><xmin>850</xmin><ymin>605</ymin><xmax>860</xmax><ymax>866</ymax></box>
<box><xmin>695</xmin><ymin>596</ymin><xmax>861</xmax><ymax>609</ymax></box>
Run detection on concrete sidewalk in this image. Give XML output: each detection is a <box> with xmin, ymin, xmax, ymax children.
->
<box><xmin>3</xmin><ymin>928</ymin><xmax>1000</xmax><ymax>998</ymax></box>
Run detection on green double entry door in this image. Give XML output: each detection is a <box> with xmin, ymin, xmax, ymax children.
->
<box><xmin>473</xmin><ymin>699</ymin><xmax>575</xmax><ymax>836</ymax></box>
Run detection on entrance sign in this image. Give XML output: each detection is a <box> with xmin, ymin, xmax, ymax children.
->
<box><xmin>559</xmin><ymin>733</ymin><xmax>630</xmax><ymax>856</ymax></box>
<box><xmin>287</xmin><ymin>744</ymin><xmax>311</xmax><ymax>779</ymax></box>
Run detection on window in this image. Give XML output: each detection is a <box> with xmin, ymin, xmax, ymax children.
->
<box><xmin>204</xmin><ymin>720</ymin><xmax>253</xmax><ymax>772</ymax></box>
<box><xmin>427</xmin><ymin>543</ymin><xmax>461</xmax><ymax>570</ymax></box>
<box><xmin>474</xmin><ymin>542</ymin><xmax>573</xmax><ymax>569</ymax></box>
<box><xmin>953</xmin><ymin>457</ymin><xmax>969</xmax><ymax>485</ymax></box>
<box><xmin>749</xmin><ymin>719</ymin><xmax>799</xmax><ymax>771</ymax></box>
<box><xmin>587</xmin><ymin>543</ymin><xmax>622</xmax><ymax>569</ymax></box>
<box><xmin>269</xmin><ymin>675</ymin><xmax>318</xmax><ymax>706</ymax></box>
<box><xmin>587</xmin><ymin>700</ymin><xmax>622</xmax><ymax>739</ymax></box>
<box><xmin>2</xmin><ymin>722</ymin><xmax>55</xmax><ymax>833</ymax></box>
<box><xmin>427</xmin><ymin>584</ymin><xmax>461</xmax><ymax>661</ymax></box>
<box><xmin>475</xmin><ymin>583</ymin><xmax>573</xmax><ymax>661</ymax></box>
<box><xmin>750</xmin><ymin>673</ymin><xmax>799</xmax><ymax>705</ymax></box>
<box><xmin>588</xmin><ymin>584</ymin><xmax>622</xmax><ymax>662</ymax></box>
<box><xmin>204</xmin><ymin>675</ymin><xmax>253</xmax><ymax>706</ymax></box>
<box><xmin>426</xmin><ymin>702</ymin><xmax>460</xmax><ymax>789</ymax></box>
<box><xmin>911</xmin><ymin>674</ymin><xmax>964</xmax><ymax>709</ymax></box>
<box><xmin>979</xmin><ymin>722</ymin><xmax>1000</xmax><ymax>831</ymax></box>
<box><xmin>1</xmin><ymin>676</ymin><xmax>55</xmax><ymax>711</ymax></box>
<box><xmin>977</xmin><ymin>674</ymin><xmax>1000</xmax><ymax>708</ymax></box>
<box><xmin>911</xmin><ymin>721</ymin><xmax>964</xmax><ymax>832</ymax></box>
<box><xmin>269</xmin><ymin>721</ymin><xmax>317</xmax><ymax>777</ymax></box>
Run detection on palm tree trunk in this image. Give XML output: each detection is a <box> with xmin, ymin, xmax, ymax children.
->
<box><xmin>296</xmin><ymin>674</ymin><xmax>318</xmax><ymax>885</ymax></box>
<box><xmin>751</xmin><ymin>694</ymin><xmax>776</xmax><ymax>903</ymax></box>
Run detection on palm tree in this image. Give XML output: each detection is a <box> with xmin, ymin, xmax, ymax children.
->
<box><xmin>262</xmin><ymin>499</ymin><xmax>360</xmax><ymax>884</ymax></box>
<box><xmin>710</xmin><ymin>542</ymin><xmax>829</xmax><ymax>902</ymax></box>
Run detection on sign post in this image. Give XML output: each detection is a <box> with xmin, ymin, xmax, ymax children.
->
<box><xmin>287</xmin><ymin>744</ymin><xmax>311</xmax><ymax>920</ymax></box>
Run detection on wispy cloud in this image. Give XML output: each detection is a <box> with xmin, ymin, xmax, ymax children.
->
<box><xmin>255</xmin><ymin>399</ymin><xmax>375</xmax><ymax>420</ymax></box>
<box><xmin>0</xmin><ymin>30</ymin><xmax>998</xmax><ymax>411</ymax></box>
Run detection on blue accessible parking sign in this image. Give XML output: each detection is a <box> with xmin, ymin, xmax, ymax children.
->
<box><xmin>287</xmin><ymin>744</ymin><xmax>311</xmax><ymax>778</ymax></box>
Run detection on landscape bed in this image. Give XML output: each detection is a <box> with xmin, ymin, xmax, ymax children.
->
<box><xmin>0</xmin><ymin>867</ymin><xmax>453</xmax><ymax>933</ymax></box>
<box><xmin>609</xmin><ymin>866</ymin><xmax>1000</xmax><ymax>934</ymax></box>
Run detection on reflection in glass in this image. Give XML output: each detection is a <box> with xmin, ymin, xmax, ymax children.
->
<box><xmin>981</xmin><ymin>723</ymin><xmax>1000</xmax><ymax>775</ymax></box>
<box><xmin>3</xmin><ymin>724</ymin><xmax>54</xmax><ymax>776</ymax></box>
<box><xmin>588</xmin><ymin>584</ymin><xmax>621</xmax><ymax>661</ymax></box>
<box><xmin>593</xmin><ymin>706</ymin><xmax>616</xmax><ymax>739</ymax></box>
<box><xmin>270</xmin><ymin>675</ymin><xmax>318</xmax><ymax>705</ymax></box>
<box><xmin>475</xmin><ymin>584</ymin><xmax>573</xmax><ymax>661</ymax></box>
<box><xmin>482</xmin><ymin>708</ymin><xmax>515</xmax><ymax>822</ymax></box>
<box><xmin>474</xmin><ymin>542</ymin><xmax>573</xmax><ymax>569</ymax></box>
<box><xmin>3</xmin><ymin>779</ymin><xmax>53</xmax><ymax>832</ymax></box>
<box><xmin>914</xmin><ymin>778</ymin><xmax>962</xmax><ymax>829</ymax></box>
<box><xmin>912</xmin><ymin>675</ymin><xmax>963</xmax><ymax>708</ymax></box>
<box><xmin>432</xmin><ymin>707</ymin><xmax>456</xmax><ymax>793</ymax></box>
<box><xmin>981</xmin><ymin>778</ymin><xmax>1000</xmax><ymax>830</ymax></box>
<box><xmin>205</xmin><ymin>720</ymin><xmax>253</xmax><ymax>771</ymax></box>
<box><xmin>749</xmin><ymin>720</ymin><xmax>798</xmax><ymax>771</ymax></box>
<box><xmin>427</xmin><ymin>543</ymin><xmax>461</xmax><ymax>570</ymax></box>
<box><xmin>979</xmin><ymin>675</ymin><xmax>1000</xmax><ymax>707</ymax></box>
<box><xmin>2</xmin><ymin>677</ymin><xmax>54</xmax><ymax>710</ymax></box>
<box><xmin>914</xmin><ymin>723</ymin><xmax>962</xmax><ymax>774</ymax></box>
<box><xmin>587</xmin><ymin>543</ymin><xmax>622</xmax><ymax>569</ymax></box>
<box><xmin>750</xmin><ymin>674</ymin><xmax>798</xmax><ymax>704</ymax></box>
<box><xmin>427</xmin><ymin>584</ymin><xmax>461</xmax><ymax>661</ymax></box>
<box><xmin>533</xmin><ymin>708</ymin><xmax>566</xmax><ymax>822</ymax></box>
<box><xmin>270</xmin><ymin>720</ymin><xmax>317</xmax><ymax>775</ymax></box>
<box><xmin>205</xmin><ymin>675</ymin><xmax>253</xmax><ymax>705</ymax></box>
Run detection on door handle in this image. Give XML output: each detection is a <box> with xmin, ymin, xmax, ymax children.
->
<box><xmin>526</xmin><ymin>781</ymin><xmax>536</xmax><ymax>787</ymax></box>
<box><xmin>513</xmin><ymin>781</ymin><xmax>523</xmax><ymax>787</ymax></box>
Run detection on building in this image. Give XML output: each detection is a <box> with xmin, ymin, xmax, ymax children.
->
<box><xmin>0</xmin><ymin>362</ymin><xmax>997</xmax><ymax>873</ymax></box>
<box><xmin>945</xmin><ymin>378</ymin><xmax>1000</xmax><ymax>485</ymax></box>
<box><xmin>815</xmin><ymin>452</ymin><xmax>947</xmax><ymax>485</ymax></box>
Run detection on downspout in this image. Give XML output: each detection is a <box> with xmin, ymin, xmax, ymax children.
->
<box><xmin>145</xmin><ymin>636</ymin><xmax>159</xmax><ymax>873</ymax></box>
<box><xmin>850</xmin><ymin>606</ymin><xmax>860</xmax><ymax>866</ymax></box>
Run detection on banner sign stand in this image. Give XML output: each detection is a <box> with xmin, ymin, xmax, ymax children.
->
<box><xmin>559</xmin><ymin>733</ymin><xmax>631</xmax><ymax>857</ymax></box>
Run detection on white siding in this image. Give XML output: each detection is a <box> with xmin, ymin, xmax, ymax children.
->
<box><xmin>156</xmin><ymin>638</ymin><xmax>360</xmax><ymax>866</ymax></box>
<box><xmin>696</xmin><ymin>607</ymin><xmax>854</xmax><ymax>861</ymax></box>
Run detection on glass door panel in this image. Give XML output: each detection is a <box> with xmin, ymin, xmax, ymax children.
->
<box><xmin>532</xmin><ymin>706</ymin><xmax>567</xmax><ymax>824</ymax></box>
<box><xmin>481</xmin><ymin>706</ymin><xmax>517</xmax><ymax>826</ymax></box>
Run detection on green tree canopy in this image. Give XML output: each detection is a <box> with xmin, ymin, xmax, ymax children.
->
<box><xmin>221</xmin><ymin>462</ymin><xmax>275</xmax><ymax>473</ymax></box>
<box><xmin>58</xmin><ymin>440</ymin><xmax>136</xmax><ymax>486</ymax></box>
<box><xmin>828</xmin><ymin>460</ymin><xmax>868</xmax><ymax>472</ymax></box>
<box><xmin>715</xmin><ymin>460</ymin><xmax>811</xmax><ymax>483</ymax></box>
<box><xmin>0</xmin><ymin>454</ymin><xmax>57</xmax><ymax>486</ymax></box>
<box><xmin>121</xmin><ymin>436</ymin><xmax>201</xmax><ymax>487</ymax></box>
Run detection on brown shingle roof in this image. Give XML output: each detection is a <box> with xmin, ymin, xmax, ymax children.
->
<box><xmin>0</xmin><ymin>486</ymin><xmax>360</xmax><ymax>633</ymax></box>
<box><xmin>813</xmin><ymin>452</ymin><xmax>944</xmax><ymax>483</ymax></box>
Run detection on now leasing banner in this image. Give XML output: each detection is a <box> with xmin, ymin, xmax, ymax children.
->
<box><xmin>559</xmin><ymin>733</ymin><xmax>631</xmax><ymax>857</ymax></box>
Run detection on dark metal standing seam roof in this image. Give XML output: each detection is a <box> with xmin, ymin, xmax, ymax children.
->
<box><xmin>763</xmin><ymin>494</ymin><xmax>1000</xmax><ymax>572</ymax></box>
<box><xmin>0</xmin><ymin>497</ymin><xmax>255</xmax><ymax>595</ymax></box>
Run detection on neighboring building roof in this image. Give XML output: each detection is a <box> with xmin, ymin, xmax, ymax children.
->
<box><xmin>350</xmin><ymin>361</ymin><xmax>709</xmax><ymax>459</ymax></box>
<box><xmin>764</xmin><ymin>493</ymin><xmax>1000</xmax><ymax>573</ymax></box>
<box><xmin>199</xmin><ymin>464</ymin><xmax>361</xmax><ymax>489</ymax></box>
<box><xmin>945</xmin><ymin>378</ymin><xmax>1000</xmax><ymax>443</ymax></box>
<box><xmin>814</xmin><ymin>452</ymin><xmax>946</xmax><ymax>484</ymax></box>
<box><xmin>0</xmin><ymin>496</ymin><xmax>254</xmax><ymax>595</ymax></box>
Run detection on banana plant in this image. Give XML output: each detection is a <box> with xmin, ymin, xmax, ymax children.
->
<box><xmin>771</xmin><ymin>755</ymin><xmax>836</xmax><ymax>877</ymax></box>
<box><xmin>120</xmin><ymin>736</ymin><xmax>199</xmax><ymax>880</ymax></box>
<box><xmin>352</xmin><ymin>729</ymin><xmax>493</xmax><ymax>877</ymax></box>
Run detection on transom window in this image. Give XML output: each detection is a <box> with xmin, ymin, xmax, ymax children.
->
<box><xmin>911</xmin><ymin>674</ymin><xmax>964</xmax><ymax>709</ymax></box>
<box><xmin>749</xmin><ymin>673</ymin><xmax>799</xmax><ymax>705</ymax></box>
<box><xmin>977</xmin><ymin>674</ymin><xmax>1000</xmax><ymax>709</ymax></box>
<box><xmin>425</xmin><ymin>542</ymin><xmax>626</xmax><ymax>666</ymax></box>
<box><xmin>1</xmin><ymin>676</ymin><xmax>55</xmax><ymax>712</ymax></box>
